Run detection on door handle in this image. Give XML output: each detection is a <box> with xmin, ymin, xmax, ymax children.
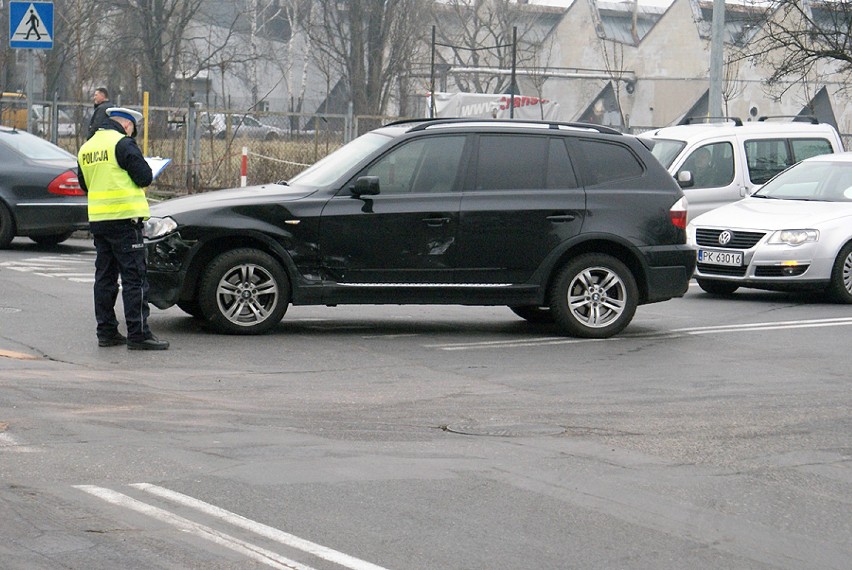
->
<box><xmin>422</xmin><ymin>216</ymin><xmax>451</xmax><ymax>226</ymax></box>
<box><xmin>546</xmin><ymin>214</ymin><xmax>576</xmax><ymax>223</ymax></box>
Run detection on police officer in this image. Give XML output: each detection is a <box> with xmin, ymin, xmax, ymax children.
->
<box><xmin>77</xmin><ymin>107</ymin><xmax>169</xmax><ymax>350</ymax></box>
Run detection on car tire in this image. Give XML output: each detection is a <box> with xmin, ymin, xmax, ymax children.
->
<box><xmin>199</xmin><ymin>248</ymin><xmax>290</xmax><ymax>334</ymax></box>
<box><xmin>0</xmin><ymin>202</ymin><xmax>15</xmax><ymax>249</ymax></box>
<box><xmin>30</xmin><ymin>231</ymin><xmax>74</xmax><ymax>246</ymax></box>
<box><xmin>509</xmin><ymin>305</ymin><xmax>554</xmax><ymax>324</ymax></box>
<box><xmin>827</xmin><ymin>242</ymin><xmax>852</xmax><ymax>304</ymax></box>
<box><xmin>549</xmin><ymin>253</ymin><xmax>638</xmax><ymax>338</ymax></box>
<box><xmin>696</xmin><ymin>278</ymin><xmax>739</xmax><ymax>295</ymax></box>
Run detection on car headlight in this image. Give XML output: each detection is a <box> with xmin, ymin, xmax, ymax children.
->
<box><xmin>768</xmin><ymin>229</ymin><xmax>819</xmax><ymax>246</ymax></box>
<box><xmin>144</xmin><ymin>216</ymin><xmax>178</xmax><ymax>239</ymax></box>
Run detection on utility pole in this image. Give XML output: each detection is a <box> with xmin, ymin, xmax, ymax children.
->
<box><xmin>708</xmin><ymin>0</ymin><xmax>725</xmax><ymax>118</ymax></box>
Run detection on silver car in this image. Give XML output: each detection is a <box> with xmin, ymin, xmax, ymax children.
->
<box><xmin>687</xmin><ymin>152</ymin><xmax>852</xmax><ymax>301</ymax></box>
<box><xmin>203</xmin><ymin>113</ymin><xmax>284</xmax><ymax>140</ymax></box>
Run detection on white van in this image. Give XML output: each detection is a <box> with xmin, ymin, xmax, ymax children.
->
<box><xmin>639</xmin><ymin>118</ymin><xmax>844</xmax><ymax>221</ymax></box>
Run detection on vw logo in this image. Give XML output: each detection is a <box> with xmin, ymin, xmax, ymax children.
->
<box><xmin>718</xmin><ymin>230</ymin><xmax>733</xmax><ymax>245</ymax></box>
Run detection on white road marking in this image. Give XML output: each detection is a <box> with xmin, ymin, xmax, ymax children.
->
<box><xmin>0</xmin><ymin>432</ymin><xmax>39</xmax><ymax>453</ymax></box>
<box><xmin>429</xmin><ymin>317</ymin><xmax>852</xmax><ymax>351</ymax></box>
<box><xmin>670</xmin><ymin>316</ymin><xmax>852</xmax><ymax>334</ymax></box>
<box><xmin>74</xmin><ymin>485</ymin><xmax>317</xmax><ymax>570</ymax></box>
<box><xmin>1</xmin><ymin>253</ymin><xmax>95</xmax><ymax>283</ymax></box>
<box><xmin>133</xmin><ymin>483</ymin><xmax>390</xmax><ymax>570</ymax></box>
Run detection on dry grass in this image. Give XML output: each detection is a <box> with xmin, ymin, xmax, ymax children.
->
<box><xmin>58</xmin><ymin>133</ymin><xmax>342</xmax><ymax>197</ymax></box>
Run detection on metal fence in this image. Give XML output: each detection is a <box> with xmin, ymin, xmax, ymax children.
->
<box><xmin>4</xmin><ymin>97</ymin><xmax>851</xmax><ymax>197</ymax></box>
<box><xmin>2</xmin><ymin>98</ymin><xmax>405</xmax><ymax>196</ymax></box>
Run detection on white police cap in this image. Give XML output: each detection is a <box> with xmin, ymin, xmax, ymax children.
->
<box><xmin>106</xmin><ymin>107</ymin><xmax>143</xmax><ymax>124</ymax></box>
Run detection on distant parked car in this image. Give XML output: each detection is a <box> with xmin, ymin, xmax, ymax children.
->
<box><xmin>33</xmin><ymin>105</ymin><xmax>77</xmax><ymax>137</ymax></box>
<box><xmin>688</xmin><ymin>152</ymin><xmax>852</xmax><ymax>302</ymax></box>
<box><xmin>0</xmin><ymin>126</ymin><xmax>87</xmax><ymax>248</ymax></box>
<box><xmin>202</xmin><ymin>112</ymin><xmax>284</xmax><ymax>140</ymax></box>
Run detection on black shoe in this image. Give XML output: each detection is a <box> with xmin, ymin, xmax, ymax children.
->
<box><xmin>98</xmin><ymin>333</ymin><xmax>127</xmax><ymax>347</ymax></box>
<box><xmin>127</xmin><ymin>336</ymin><xmax>169</xmax><ymax>351</ymax></box>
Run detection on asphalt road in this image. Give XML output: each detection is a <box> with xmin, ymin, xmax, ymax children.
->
<box><xmin>1</xmin><ymin>237</ymin><xmax>850</xmax><ymax>570</ymax></box>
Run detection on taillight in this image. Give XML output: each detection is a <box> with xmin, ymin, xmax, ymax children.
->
<box><xmin>670</xmin><ymin>197</ymin><xmax>687</xmax><ymax>230</ymax></box>
<box><xmin>48</xmin><ymin>170</ymin><xmax>84</xmax><ymax>196</ymax></box>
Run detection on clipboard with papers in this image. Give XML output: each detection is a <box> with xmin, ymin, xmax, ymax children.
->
<box><xmin>145</xmin><ymin>157</ymin><xmax>172</xmax><ymax>181</ymax></box>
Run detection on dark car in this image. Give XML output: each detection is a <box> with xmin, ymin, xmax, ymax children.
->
<box><xmin>0</xmin><ymin>126</ymin><xmax>87</xmax><ymax>248</ymax></box>
<box><xmin>143</xmin><ymin>119</ymin><xmax>695</xmax><ymax>338</ymax></box>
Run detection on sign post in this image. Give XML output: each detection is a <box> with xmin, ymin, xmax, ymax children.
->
<box><xmin>9</xmin><ymin>2</ymin><xmax>54</xmax><ymax>133</ymax></box>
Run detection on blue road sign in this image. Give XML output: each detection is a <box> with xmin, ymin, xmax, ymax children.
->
<box><xmin>9</xmin><ymin>2</ymin><xmax>54</xmax><ymax>49</ymax></box>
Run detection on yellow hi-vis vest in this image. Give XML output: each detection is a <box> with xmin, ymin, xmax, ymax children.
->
<box><xmin>79</xmin><ymin>129</ymin><xmax>150</xmax><ymax>222</ymax></box>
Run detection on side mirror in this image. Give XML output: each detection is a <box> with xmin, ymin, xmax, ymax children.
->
<box><xmin>676</xmin><ymin>170</ymin><xmax>694</xmax><ymax>188</ymax></box>
<box><xmin>350</xmin><ymin>176</ymin><xmax>380</xmax><ymax>196</ymax></box>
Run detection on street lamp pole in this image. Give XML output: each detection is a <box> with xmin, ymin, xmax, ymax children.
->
<box><xmin>708</xmin><ymin>0</ymin><xmax>726</xmax><ymax>118</ymax></box>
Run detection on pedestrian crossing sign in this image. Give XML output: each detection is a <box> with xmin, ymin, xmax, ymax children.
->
<box><xmin>9</xmin><ymin>2</ymin><xmax>54</xmax><ymax>49</ymax></box>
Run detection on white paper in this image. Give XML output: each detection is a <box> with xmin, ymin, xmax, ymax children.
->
<box><xmin>145</xmin><ymin>156</ymin><xmax>172</xmax><ymax>180</ymax></box>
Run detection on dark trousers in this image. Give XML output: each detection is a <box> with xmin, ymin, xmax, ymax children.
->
<box><xmin>90</xmin><ymin>219</ymin><xmax>151</xmax><ymax>342</ymax></box>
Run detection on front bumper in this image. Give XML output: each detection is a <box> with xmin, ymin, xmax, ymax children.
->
<box><xmin>145</xmin><ymin>233</ymin><xmax>195</xmax><ymax>309</ymax></box>
<box><xmin>693</xmin><ymin>238</ymin><xmax>834</xmax><ymax>290</ymax></box>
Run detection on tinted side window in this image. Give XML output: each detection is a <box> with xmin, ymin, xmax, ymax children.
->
<box><xmin>364</xmin><ymin>135</ymin><xmax>466</xmax><ymax>194</ymax></box>
<box><xmin>473</xmin><ymin>135</ymin><xmax>578</xmax><ymax>191</ymax></box>
<box><xmin>547</xmin><ymin>138</ymin><xmax>578</xmax><ymax>189</ymax></box>
<box><xmin>575</xmin><ymin>139</ymin><xmax>644</xmax><ymax>185</ymax></box>
<box><xmin>475</xmin><ymin>135</ymin><xmax>546</xmax><ymax>190</ymax></box>
<box><xmin>791</xmin><ymin>138</ymin><xmax>833</xmax><ymax>162</ymax></box>
<box><xmin>744</xmin><ymin>139</ymin><xmax>792</xmax><ymax>184</ymax></box>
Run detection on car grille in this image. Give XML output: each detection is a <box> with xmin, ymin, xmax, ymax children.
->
<box><xmin>695</xmin><ymin>228</ymin><xmax>765</xmax><ymax>249</ymax></box>
<box><xmin>754</xmin><ymin>265</ymin><xmax>809</xmax><ymax>277</ymax></box>
<box><xmin>697</xmin><ymin>263</ymin><xmax>747</xmax><ymax>277</ymax></box>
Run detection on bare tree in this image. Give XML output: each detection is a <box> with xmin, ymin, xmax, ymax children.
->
<box><xmin>431</xmin><ymin>0</ymin><xmax>548</xmax><ymax>94</ymax></box>
<box><xmin>102</xmin><ymin>0</ymin><xmax>206</xmax><ymax>107</ymax></box>
<box><xmin>721</xmin><ymin>53</ymin><xmax>746</xmax><ymax>116</ymax></box>
<box><xmin>524</xmin><ymin>31</ymin><xmax>558</xmax><ymax>120</ymax></box>
<box><xmin>43</xmin><ymin>0</ymin><xmax>107</xmax><ymax>102</ymax></box>
<box><xmin>306</xmin><ymin>0</ymin><xmax>431</xmax><ymax>116</ymax></box>
<box><xmin>600</xmin><ymin>39</ymin><xmax>629</xmax><ymax>125</ymax></box>
<box><xmin>748</xmin><ymin>0</ymin><xmax>852</xmax><ymax>94</ymax></box>
<box><xmin>0</xmin><ymin>0</ymin><xmax>20</xmax><ymax>92</ymax></box>
<box><xmin>275</xmin><ymin>0</ymin><xmax>313</xmax><ymax>115</ymax></box>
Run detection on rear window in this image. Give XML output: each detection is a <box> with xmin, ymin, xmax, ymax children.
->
<box><xmin>791</xmin><ymin>138</ymin><xmax>833</xmax><ymax>162</ymax></box>
<box><xmin>0</xmin><ymin>129</ymin><xmax>75</xmax><ymax>160</ymax></box>
<box><xmin>575</xmin><ymin>139</ymin><xmax>644</xmax><ymax>185</ymax></box>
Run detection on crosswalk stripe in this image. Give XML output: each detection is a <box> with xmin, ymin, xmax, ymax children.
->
<box><xmin>1</xmin><ymin>254</ymin><xmax>94</xmax><ymax>283</ymax></box>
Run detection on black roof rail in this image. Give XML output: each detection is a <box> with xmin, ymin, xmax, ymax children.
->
<box><xmin>757</xmin><ymin>115</ymin><xmax>820</xmax><ymax>124</ymax></box>
<box><xmin>400</xmin><ymin>117</ymin><xmax>624</xmax><ymax>136</ymax></box>
<box><xmin>559</xmin><ymin>121</ymin><xmax>623</xmax><ymax>135</ymax></box>
<box><xmin>383</xmin><ymin>117</ymin><xmax>437</xmax><ymax>128</ymax></box>
<box><xmin>683</xmin><ymin>116</ymin><xmax>743</xmax><ymax>126</ymax></box>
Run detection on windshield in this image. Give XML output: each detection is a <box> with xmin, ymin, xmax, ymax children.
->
<box><xmin>753</xmin><ymin>161</ymin><xmax>852</xmax><ymax>202</ymax></box>
<box><xmin>289</xmin><ymin>132</ymin><xmax>391</xmax><ymax>187</ymax></box>
<box><xmin>0</xmin><ymin>129</ymin><xmax>75</xmax><ymax>160</ymax></box>
<box><xmin>647</xmin><ymin>138</ymin><xmax>687</xmax><ymax>169</ymax></box>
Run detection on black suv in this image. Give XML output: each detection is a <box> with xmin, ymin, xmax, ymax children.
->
<box><xmin>143</xmin><ymin>119</ymin><xmax>695</xmax><ymax>338</ymax></box>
